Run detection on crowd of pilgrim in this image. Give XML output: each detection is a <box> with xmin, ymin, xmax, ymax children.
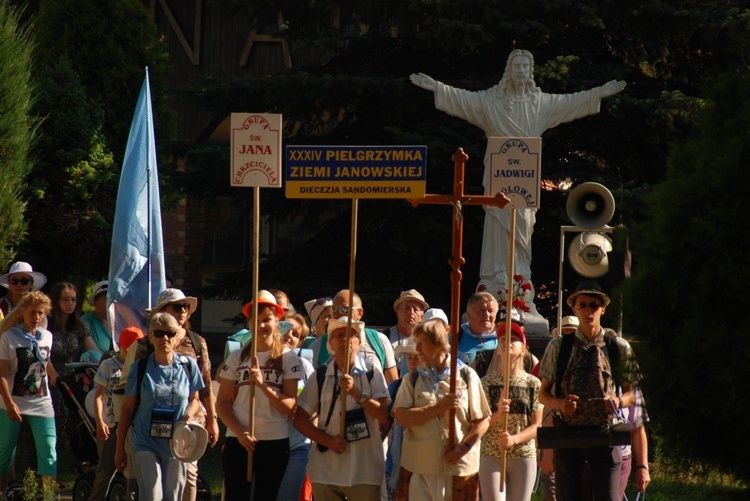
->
<box><xmin>0</xmin><ymin>258</ymin><xmax>648</xmax><ymax>501</ymax></box>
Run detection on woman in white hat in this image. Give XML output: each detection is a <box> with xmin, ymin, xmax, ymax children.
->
<box><xmin>114</xmin><ymin>312</ymin><xmax>204</xmax><ymax>501</ymax></box>
<box><xmin>0</xmin><ymin>261</ymin><xmax>47</xmax><ymax>317</ymax></box>
<box><xmin>0</xmin><ymin>291</ymin><xmax>57</xmax><ymax>493</ymax></box>
<box><xmin>124</xmin><ymin>288</ymin><xmax>218</xmax><ymax>501</ymax></box>
<box><xmin>216</xmin><ymin>291</ymin><xmax>303</xmax><ymax>500</ymax></box>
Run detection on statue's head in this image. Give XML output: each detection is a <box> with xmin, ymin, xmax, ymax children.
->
<box><xmin>503</xmin><ymin>49</ymin><xmax>535</xmax><ymax>87</ymax></box>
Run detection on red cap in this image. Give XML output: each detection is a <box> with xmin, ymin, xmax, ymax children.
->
<box><xmin>119</xmin><ymin>326</ymin><xmax>144</xmax><ymax>351</ymax></box>
<box><xmin>496</xmin><ymin>321</ymin><xmax>526</xmax><ymax>345</ymax></box>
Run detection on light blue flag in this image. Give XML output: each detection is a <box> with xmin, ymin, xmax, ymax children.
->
<box><xmin>107</xmin><ymin>68</ymin><xmax>166</xmax><ymax>347</ymax></box>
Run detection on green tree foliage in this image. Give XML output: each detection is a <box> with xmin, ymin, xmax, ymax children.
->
<box><xmin>33</xmin><ymin>0</ymin><xmax>173</xmax><ymax>163</ymax></box>
<box><xmin>0</xmin><ymin>0</ymin><xmax>36</xmax><ymax>270</ymax></box>
<box><xmin>624</xmin><ymin>72</ymin><xmax>750</xmax><ymax>482</ymax></box>
<box><xmin>19</xmin><ymin>59</ymin><xmax>116</xmax><ymax>282</ymax></box>
<box><xmin>186</xmin><ymin>0</ymin><xmax>744</xmax><ymax>317</ymax></box>
<box><xmin>17</xmin><ymin>0</ymin><xmax>175</xmax><ymax>283</ymax></box>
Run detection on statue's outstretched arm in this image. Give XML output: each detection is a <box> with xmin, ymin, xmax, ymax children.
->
<box><xmin>600</xmin><ymin>80</ymin><xmax>626</xmax><ymax>98</ymax></box>
<box><xmin>409</xmin><ymin>72</ymin><xmax>437</xmax><ymax>92</ymax></box>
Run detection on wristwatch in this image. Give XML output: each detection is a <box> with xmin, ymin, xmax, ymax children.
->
<box><xmin>358</xmin><ymin>392</ymin><xmax>369</xmax><ymax>404</ymax></box>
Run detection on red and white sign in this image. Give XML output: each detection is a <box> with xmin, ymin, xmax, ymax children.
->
<box><xmin>230</xmin><ymin>113</ymin><xmax>282</xmax><ymax>188</ymax></box>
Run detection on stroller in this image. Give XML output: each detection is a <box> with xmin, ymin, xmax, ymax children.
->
<box><xmin>58</xmin><ymin>361</ymin><xmax>212</xmax><ymax>501</ymax></box>
<box><xmin>57</xmin><ymin>361</ymin><xmax>130</xmax><ymax>501</ymax></box>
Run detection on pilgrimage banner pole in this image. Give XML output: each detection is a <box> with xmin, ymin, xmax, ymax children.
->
<box><xmin>247</xmin><ymin>186</ymin><xmax>261</xmax><ymax>481</ymax></box>
<box><xmin>340</xmin><ymin>199</ymin><xmax>359</xmax><ymax>437</ymax></box>
<box><xmin>229</xmin><ymin>112</ymin><xmax>283</xmax><ymax>481</ymax></box>
<box><xmin>499</xmin><ymin>208</ymin><xmax>516</xmax><ymax>492</ymax></box>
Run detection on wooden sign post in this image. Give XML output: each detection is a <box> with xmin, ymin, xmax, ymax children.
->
<box><xmin>230</xmin><ymin>112</ymin><xmax>283</xmax><ymax>481</ymax></box>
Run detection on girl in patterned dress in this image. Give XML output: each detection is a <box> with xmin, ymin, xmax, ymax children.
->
<box><xmin>479</xmin><ymin>321</ymin><xmax>542</xmax><ymax>501</ymax></box>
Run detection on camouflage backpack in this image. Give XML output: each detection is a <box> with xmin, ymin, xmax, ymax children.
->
<box><xmin>555</xmin><ymin>329</ymin><xmax>621</xmax><ymax>426</ymax></box>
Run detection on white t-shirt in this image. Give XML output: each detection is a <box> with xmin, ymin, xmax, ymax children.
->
<box><xmin>94</xmin><ymin>356</ymin><xmax>125</xmax><ymax>427</ymax></box>
<box><xmin>218</xmin><ymin>348</ymin><xmax>302</xmax><ymax>440</ymax></box>
<box><xmin>297</xmin><ymin>355</ymin><xmax>390</xmax><ymax>487</ymax></box>
<box><xmin>0</xmin><ymin>326</ymin><xmax>54</xmax><ymax>418</ymax></box>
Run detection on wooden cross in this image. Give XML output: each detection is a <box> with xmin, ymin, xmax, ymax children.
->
<box><xmin>408</xmin><ymin>147</ymin><xmax>510</xmax><ymax>448</ymax></box>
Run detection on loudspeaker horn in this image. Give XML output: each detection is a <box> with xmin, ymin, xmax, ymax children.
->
<box><xmin>566</xmin><ymin>182</ymin><xmax>615</xmax><ymax>230</ymax></box>
<box><xmin>568</xmin><ymin>231</ymin><xmax>613</xmax><ymax>278</ymax></box>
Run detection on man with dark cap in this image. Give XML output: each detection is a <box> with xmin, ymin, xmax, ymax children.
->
<box><xmin>537</xmin><ymin>281</ymin><xmax>643</xmax><ymax>500</ymax></box>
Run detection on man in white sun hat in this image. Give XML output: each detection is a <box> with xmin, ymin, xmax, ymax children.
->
<box><xmin>385</xmin><ymin>289</ymin><xmax>428</xmax><ymax>377</ymax></box>
<box><xmin>0</xmin><ymin>261</ymin><xmax>47</xmax><ymax>317</ymax></box>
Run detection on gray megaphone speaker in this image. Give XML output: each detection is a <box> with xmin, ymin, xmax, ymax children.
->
<box><xmin>568</xmin><ymin>231</ymin><xmax>613</xmax><ymax>278</ymax></box>
<box><xmin>566</xmin><ymin>182</ymin><xmax>615</xmax><ymax>230</ymax></box>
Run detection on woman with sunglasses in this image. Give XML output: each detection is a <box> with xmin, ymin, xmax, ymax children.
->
<box><xmin>46</xmin><ymin>282</ymin><xmax>100</xmax><ymax>466</ymax></box>
<box><xmin>216</xmin><ymin>291</ymin><xmax>303</xmax><ymax>500</ymax></box>
<box><xmin>123</xmin><ymin>288</ymin><xmax>219</xmax><ymax>501</ymax></box>
<box><xmin>0</xmin><ymin>291</ymin><xmax>57</xmax><ymax>494</ymax></box>
<box><xmin>48</xmin><ymin>283</ymin><xmax>99</xmax><ymax>374</ymax></box>
<box><xmin>115</xmin><ymin>312</ymin><xmax>204</xmax><ymax>501</ymax></box>
<box><xmin>0</xmin><ymin>262</ymin><xmax>47</xmax><ymax>317</ymax></box>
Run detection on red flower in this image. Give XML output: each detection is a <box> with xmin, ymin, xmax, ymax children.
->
<box><xmin>521</xmin><ymin>282</ymin><xmax>532</xmax><ymax>291</ymax></box>
<box><xmin>513</xmin><ymin>274</ymin><xmax>524</xmax><ymax>283</ymax></box>
<box><xmin>477</xmin><ymin>284</ymin><xmax>487</xmax><ymax>292</ymax></box>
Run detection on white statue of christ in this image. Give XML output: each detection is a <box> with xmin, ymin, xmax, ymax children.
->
<box><xmin>410</xmin><ymin>49</ymin><xmax>625</xmax><ymax>334</ymax></box>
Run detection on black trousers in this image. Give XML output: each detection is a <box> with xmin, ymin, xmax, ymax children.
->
<box><xmin>222</xmin><ymin>436</ymin><xmax>290</xmax><ymax>500</ymax></box>
<box><xmin>553</xmin><ymin>445</ymin><xmax>622</xmax><ymax>501</ymax></box>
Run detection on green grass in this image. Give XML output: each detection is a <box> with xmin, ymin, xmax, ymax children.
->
<box><xmin>529</xmin><ymin>459</ymin><xmax>749</xmax><ymax>500</ymax></box>
<box><xmin>56</xmin><ymin>427</ymin><xmax>750</xmax><ymax>500</ymax></box>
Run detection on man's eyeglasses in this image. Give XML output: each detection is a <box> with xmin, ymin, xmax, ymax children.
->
<box><xmin>152</xmin><ymin>329</ymin><xmax>178</xmax><ymax>339</ymax></box>
<box><xmin>9</xmin><ymin>278</ymin><xmax>31</xmax><ymax>286</ymax></box>
<box><xmin>575</xmin><ymin>301</ymin><xmax>602</xmax><ymax>311</ymax></box>
<box><xmin>169</xmin><ymin>303</ymin><xmax>191</xmax><ymax>312</ymax></box>
<box><xmin>331</xmin><ymin>305</ymin><xmax>362</xmax><ymax>315</ymax></box>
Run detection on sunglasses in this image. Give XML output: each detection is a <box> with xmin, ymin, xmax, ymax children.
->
<box><xmin>9</xmin><ymin>278</ymin><xmax>31</xmax><ymax>286</ymax></box>
<box><xmin>152</xmin><ymin>329</ymin><xmax>178</xmax><ymax>339</ymax></box>
<box><xmin>575</xmin><ymin>301</ymin><xmax>602</xmax><ymax>311</ymax></box>
<box><xmin>331</xmin><ymin>305</ymin><xmax>362</xmax><ymax>315</ymax></box>
<box><xmin>315</xmin><ymin>296</ymin><xmax>332</xmax><ymax>305</ymax></box>
<box><xmin>169</xmin><ymin>303</ymin><xmax>191</xmax><ymax>312</ymax></box>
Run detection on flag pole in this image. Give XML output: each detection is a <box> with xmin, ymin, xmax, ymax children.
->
<box><xmin>247</xmin><ymin>186</ymin><xmax>260</xmax><ymax>481</ymax></box>
<box><xmin>144</xmin><ymin>67</ymin><xmax>153</xmax><ymax>312</ymax></box>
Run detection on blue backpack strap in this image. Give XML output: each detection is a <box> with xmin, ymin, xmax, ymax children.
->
<box><xmin>364</xmin><ymin>327</ymin><xmax>386</xmax><ymax>369</ymax></box>
<box><xmin>318</xmin><ymin>334</ymin><xmax>331</xmax><ymax>367</ymax></box>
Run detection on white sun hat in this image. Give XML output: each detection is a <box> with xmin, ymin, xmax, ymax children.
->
<box><xmin>170</xmin><ymin>421</ymin><xmax>209</xmax><ymax>462</ymax></box>
<box><xmin>0</xmin><ymin>262</ymin><xmax>47</xmax><ymax>290</ymax></box>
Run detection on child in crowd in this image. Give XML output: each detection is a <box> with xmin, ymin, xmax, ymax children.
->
<box><xmin>480</xmin><ymin>322</ymin><xmax>542</xmax><ymax>501</ymax></box>
<box><xmin>89</xmin><ymin>326</ymin><xmax>144</xmax><ymax>501</ymax></box>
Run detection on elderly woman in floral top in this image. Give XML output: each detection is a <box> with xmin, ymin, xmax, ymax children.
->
<box><xmin>479</xmin><ymin>321</ymin><xmax>542</xmax><ymax>501</ymax></box>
